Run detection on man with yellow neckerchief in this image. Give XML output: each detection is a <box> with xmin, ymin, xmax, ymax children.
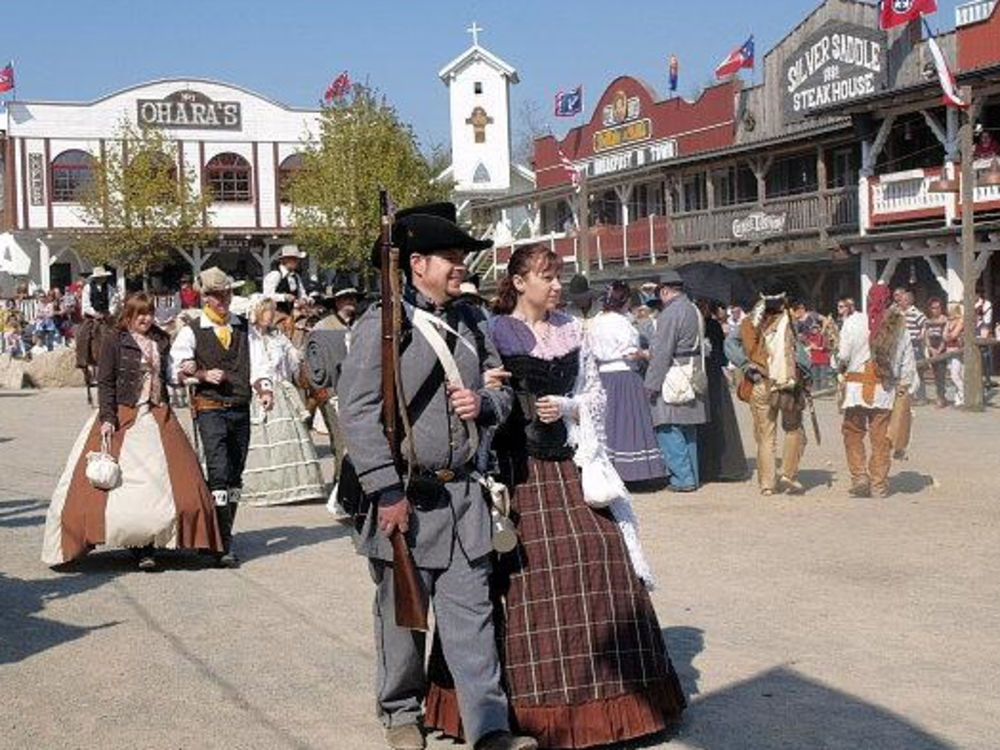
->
<box><xmin>170</xmin><ymin>267</ymin><xmax>273</xmax><ymax>567</ymax></box>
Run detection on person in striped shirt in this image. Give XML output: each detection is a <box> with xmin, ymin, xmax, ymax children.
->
<box><xmin>899</xmin><ymin>290</ymin><xmax>927</xmax><ymax>402</ymax></box>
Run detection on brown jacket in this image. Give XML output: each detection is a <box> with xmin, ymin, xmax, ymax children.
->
<box><xmin>97</xmin><ymin>327</ymin><xmax>171</xmax><ymax>427</ymax></box>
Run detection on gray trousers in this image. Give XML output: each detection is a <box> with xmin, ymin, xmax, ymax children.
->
<box><xmin>370</xmin><ymin>552</ymin><xmax>508</xmax><ymax>745</ymax></box>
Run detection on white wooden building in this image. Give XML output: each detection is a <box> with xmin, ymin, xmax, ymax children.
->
<box><xmin>0</xmin><ymin>78</ymin><xmax>321</xmax><ymax>290</ymax></box>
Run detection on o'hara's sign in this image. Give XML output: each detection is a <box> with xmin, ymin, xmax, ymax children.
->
<box><xmin>137</xmin><ymin>89</ymin><xmax>242</xmax><ymax>130</ymax></box>
<box><xmin>783</xmin><ymin>22</ymin><xmax>887</xmax><ymax>122</ymax></box>
<box><xmin>732</xmin><ymin>211</ymin><xmax>787</xmax><ymax>241</ymax></box>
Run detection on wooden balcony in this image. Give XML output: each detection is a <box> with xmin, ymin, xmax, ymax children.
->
<box><xmin>866</xmin><ymin>159</ymin><xmax>1000</xmax><ymax>231</ymax></box>
<box><xmin>477</xmin><ymin>188</ymin><xmax>857</xmax><ymax>280</ymax></box>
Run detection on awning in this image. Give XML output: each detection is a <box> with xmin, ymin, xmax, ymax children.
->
<box><xmin>0</xmin><ymin>233</ymin><xmax>33</xmax><ymax>276</ymax></box>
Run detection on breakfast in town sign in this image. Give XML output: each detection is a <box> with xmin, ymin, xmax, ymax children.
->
<box><xmin>136</xmin><ymin>89</ymin><xmax>242</xmax><ymax>130</ymax></box>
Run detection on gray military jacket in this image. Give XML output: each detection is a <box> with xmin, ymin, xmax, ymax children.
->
<box><xmin>339</xmin><ymin>289</ymin><xmax>513</xmax><ymax>569</ymax></box>
<box><xmin>644</xmin><ymin>292</ymin><xmax>708</xmax><ymax>426</ymax></box>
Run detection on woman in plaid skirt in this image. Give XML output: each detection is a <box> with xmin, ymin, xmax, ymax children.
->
<box><xmin>426</xmin><ymin>245</ymin><xmax>685</xmax><ymax>748</ymax></box>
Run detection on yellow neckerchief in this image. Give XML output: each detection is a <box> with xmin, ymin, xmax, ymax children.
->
<box><xmin>203</xmin><ymin>304</ymin><xmax>232</xmax><ymax>350</ymax></box>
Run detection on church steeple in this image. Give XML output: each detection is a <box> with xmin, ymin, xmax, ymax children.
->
<box><xmin>438</xmin><ymin>26</ymin><xmax>518</xmax><ymax>193</ymax></box>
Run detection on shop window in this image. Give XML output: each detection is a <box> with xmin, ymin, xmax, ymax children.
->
<box><xmin>205</xmin><ymin>152</ymin><xmax>252</xmax><ymax>203</ymax></box>
<box><xmin>541</xmin><ymin>199</ymin><xmax>575</xmax><ymax>234</ymax></box>
<box><xmin>629</xmin><ymin>181</ymin><xmax>665</xmax><ymax>219</ymax></box>
<box><xmin>278</xmin><ymin>153</ymin><xmax>303</xmax><ymax>204</ymax></box>
<box><xmin>589</xmin><ymin>188</ymin><xmax>621</xmax><ymax>226</ymax></box>
<box><xmin>827</xmin><ymin>146</ymin><xmax>858</xmax><ymax>189</ymax></box>
<box><xmin>713</xmin><ymin>165</ymin><xmax>758</xmax><ymax>206</ymax></box>
<box><xmin>680</xmin><ymin>172</ymin><xmax>707</xmax><ymax>212</ymax></box>
<box><xmin>50</xmin><ymin>149</ymin><xmax>95</xmax><ymax>203</ymax></box>
<box><xmin>766</xmin><ymin>153</ymin><xmax>817</xmax><ymax>198</ymax></box>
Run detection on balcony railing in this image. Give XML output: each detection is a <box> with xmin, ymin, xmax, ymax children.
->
<box><xmin>956</xmin><ymin>0</ymin><xmax>996</xmax><ymax>26</ymax></box>
<box><xmin>866</xmin><ymin>160</ymin><xmax>1000</xmax><ymax>230</ymax></box>
<box><xmin>481</xmin><ymin>188</ymin><xmax>857</xmax><ymax>280</ymax></box>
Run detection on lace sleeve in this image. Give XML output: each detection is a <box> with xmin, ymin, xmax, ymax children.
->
<box><xmin>565</xmin><ymin>334</ymin><xmax>606</xmax><ymax>463</ymax></box>
<box><xmin>565</xmin><ymin>332</ymin><xmax>656</xmax><ymax>589</ymax></box>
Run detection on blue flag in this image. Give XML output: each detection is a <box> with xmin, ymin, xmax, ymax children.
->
<box><xmin>554</xmin><ymin>86</ymin><xmax>583</xmax><ymax>117</ymax></box>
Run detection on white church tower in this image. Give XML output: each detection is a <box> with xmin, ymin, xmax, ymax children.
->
<box><xmin>438</xmin><ymin>23</ymin><xmax>533</xmax><ymax>200</ymax></box>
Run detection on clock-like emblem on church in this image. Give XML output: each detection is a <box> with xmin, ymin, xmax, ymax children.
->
<box><xmin>466</xmin><ymin>106</ymin><xmax>494</xmax><ymax>144</ymax></box>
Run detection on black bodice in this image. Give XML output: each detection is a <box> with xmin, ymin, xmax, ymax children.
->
<box><xmin>496</xmin><ymin>350</ymin><xmax>580</xmax><ymax>461</ymax></box>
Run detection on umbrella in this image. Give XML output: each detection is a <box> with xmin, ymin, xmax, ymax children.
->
<box><xmin>676</xmin><ymin>262</ymin><xmax>757</xmax><ymax>307</ymax></box>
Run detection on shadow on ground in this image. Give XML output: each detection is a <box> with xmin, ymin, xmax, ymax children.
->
<box><xmin>0</xmin><ymin>498</ymin><xmax>46</xmax><ymax>529</ymax></box>
<box><xmin>892</xmin><ymin>471</ymin><xmax>935</xmax><ymax>495</ymax></box>
<box><xmin>677</xmin><ymin>665</ymin><xmax>956</xmax><ymax>750</ymax></box>
<box><xmin>0</xmin><ymin>570</ymin><xmax>121</xmax><ymax>665</ymax></box>
<box><xmin>235</xmin><ymin>523</ymin><xmax>352</xmax><ymax>562</ymax></box>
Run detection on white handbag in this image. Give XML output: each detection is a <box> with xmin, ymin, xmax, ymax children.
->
<box><xmin>581</xmin><ymin>457</ymin><xmax>627</xmax><ymax>509</ymax></box>
<box><xmin>85</xmin><ymin>433</ymin><xmax>121</xmax><ymax>490</ymax></box>
<box><xmin>660</xmin><ymin>302</ymin><xmax>708</xmax><ymax>405</ymax></box>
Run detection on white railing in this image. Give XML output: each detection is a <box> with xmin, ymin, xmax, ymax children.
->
<box><xmin>956</xmin><ymin>0</ymin><xmax>996</xmax><ymax>26</ymax></box>
<box><xmin>973</xmin><ymin>157</ymin><xmax>1000</xmax><ymax>205</ymax></box>
<box><xmin>871</xmin><ymin>169</ymin><xmax>949</xmax><ymax>217</ymax></box>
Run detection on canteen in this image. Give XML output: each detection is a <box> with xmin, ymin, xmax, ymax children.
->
<box><xmin>490</xmin><ymin>507</ymin><xmax>518</xmax><ymax>554</ymax></box>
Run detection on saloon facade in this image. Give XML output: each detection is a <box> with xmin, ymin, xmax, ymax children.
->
<box><xmin>470</xmin><ymin>0</ymin><xmax>1000</xmax><ymax>313</ymax></box>
<box><xmin>0</xmin><ymin>78</ymin><xmax>321</xmax><ymax>291</ymax></box>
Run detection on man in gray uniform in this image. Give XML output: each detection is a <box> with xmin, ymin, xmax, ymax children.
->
<box><xmin>339</xmin><ymin>203</ymin><xmax>537</xmax><ymax>750</ymax></box>
<box><xmin>644</xmin><ymin>269</ymin><xmax>708</xmax><ymax>491</ymax></box>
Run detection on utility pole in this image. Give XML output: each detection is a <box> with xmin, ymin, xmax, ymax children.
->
<box><xmin>960</xmin><ymin>86</ymin><xmax>983</xmax><ymax>411</ymax></box>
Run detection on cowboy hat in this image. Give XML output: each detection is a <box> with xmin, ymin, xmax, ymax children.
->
<box><xmin>89</xmin><ymin>266</ymin><xmax>113</xmax><ymax>279</ymax></box>
<box><xmin>277</xmin><ymin>244</ymin><xmax>306</xmax><ymax>260</ymax></box>
<box><xmin>195</xmin><ymin>266</ymin><xmax>245</xmax><ymax>294</ymax></box>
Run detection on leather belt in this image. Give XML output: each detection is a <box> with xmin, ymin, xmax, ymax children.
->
<box><xmin>409</xmin><ymin>466</ymin><xmax>468</xmax><ymax>483</ymax></box>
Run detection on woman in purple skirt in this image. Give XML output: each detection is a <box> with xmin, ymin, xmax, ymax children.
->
<box><xmin>587</xmin><ymin>281</ymin><xmax>667</xmax><ymax>483</ymax></box>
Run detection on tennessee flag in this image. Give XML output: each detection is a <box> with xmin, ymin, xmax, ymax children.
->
<box><xmin>880</xmin><ymin>0</ymin><xmax>937</xmax><ymax>30</ymax></box>
<box><xmin>715</xmin><ymin>37</ymin><xmax>754</xmax><ymax>79</ymax></box>
<box><xmin>0</xmin><ymin>62</ymin><xmax>14</xmax><ymax>93</ymax></box>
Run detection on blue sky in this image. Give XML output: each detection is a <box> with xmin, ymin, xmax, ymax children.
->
<box><xmin>2</xmin><ymin>0</ymin><xmax>967</xmax><ymax>152</ymax></box>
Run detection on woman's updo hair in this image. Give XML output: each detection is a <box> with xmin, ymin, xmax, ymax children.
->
<box><xmin>118</xmin><ymin>292</ymin><xmax>155</xmax><ymax>331</ymax></box>
<box><xmin>601</xmin><ymin>280</ymin><xmax>631</xmax><ymax>312</ymax></box>
<box><xmin>493</xmin><ymin>243</ymin><xmax>562</xmax><ymax>315</ymax></box>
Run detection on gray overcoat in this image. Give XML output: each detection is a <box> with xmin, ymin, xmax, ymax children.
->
<box><xmin>644</xmin><ymin>292</ymin><xmax>708</xmax><ymax>426</ymax></box>
<box><xmin>339</xmin><ymin>293</ymin><xmax>513</xmax><ymax>569</ymax></box>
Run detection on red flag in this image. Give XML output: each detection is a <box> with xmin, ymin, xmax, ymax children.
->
<box><xmin>715</xmin><ymin>37</ymin><xmax>754</xmax><ymax>79</ymax></box>
<box><xmin>0</xmin><ymin>62</ymin><xmax>14</xmax><ymax>93</ymax></box>
<box><xmin>324</xmin><ymin>71</ymin><xmax>350</xmax><ymax>103</ymax></box>
<box><xmin>880</xmin><ymin>0</ymin><xmax>937</xmax><ymax>30</ymax></box>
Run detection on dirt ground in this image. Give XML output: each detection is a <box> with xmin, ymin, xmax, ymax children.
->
<box><xmin>1</xmin><ymin>387</ymin><xmax>998</xmax><ymax>750</ymax></box>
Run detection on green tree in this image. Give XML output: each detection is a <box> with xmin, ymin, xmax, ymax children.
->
<box><xmin>288</xmin><ymin>83</ymin><xmax>452</xmax><ymax>269</ymax></box>
<box><xmin>75</xmin><ymin>119</ymin><xmax>213</xmax><ymax>284</ymax></box>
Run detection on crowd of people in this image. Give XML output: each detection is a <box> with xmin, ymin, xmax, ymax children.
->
<box><xmin>27</xmin><ymin>198</ymin><xmax>1000</xmax><ymax>750</ymax></box>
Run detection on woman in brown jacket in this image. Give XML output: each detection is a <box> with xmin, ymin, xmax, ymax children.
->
<box><xmin>43</xmin><ymin>293</ymin><xmax>222</xmax><ymax>569</ymax></box>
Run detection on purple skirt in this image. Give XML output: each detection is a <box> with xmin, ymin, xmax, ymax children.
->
<box><xmin>600</xmin><ymin>369</ymin><xmax>667</xmax><ymax>482</ymax></box>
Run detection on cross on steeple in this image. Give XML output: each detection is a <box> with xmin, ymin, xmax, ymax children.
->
<box><xmin>466</xmin><ymin>22</ymin><xmax>483</xmax><ymax>46</ymax></box>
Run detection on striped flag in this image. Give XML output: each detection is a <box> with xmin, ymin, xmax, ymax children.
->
<box><xmin>558</xmin><ymin>148</ymin><xmax>580</xmax><ymax>193</ymax></box>
<box><xmin>924</xmin><ymin>21</ymin><xmax>966</xmax><ymax>108</ymax></box>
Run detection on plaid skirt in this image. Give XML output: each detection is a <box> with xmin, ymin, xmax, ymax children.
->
<box><xmin>426</xmin><ymin>456</ymin><xmax>685</xmax><ymax>748</ymax></box>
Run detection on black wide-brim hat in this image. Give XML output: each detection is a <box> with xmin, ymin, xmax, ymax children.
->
<box><xmin>370</xmin><ymin>201</ymin><xmax>492</xmax><ymax>269</ymax></box>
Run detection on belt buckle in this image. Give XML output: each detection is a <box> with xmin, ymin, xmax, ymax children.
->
<box><xmin>434</xmin><ymin>468</ymin><xmax>455</xmax><ymax>482</ymax></box>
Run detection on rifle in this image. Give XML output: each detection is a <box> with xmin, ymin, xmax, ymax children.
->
<box><xmin>378</xmin><ymin>188</ymin><xmax>429</xmax><ymax>632</ymax></box>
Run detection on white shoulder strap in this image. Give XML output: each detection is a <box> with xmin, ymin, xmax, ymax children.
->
<box><xmin>409</xmin><ymin>306</ymin><xmax>480</xmax><ymax>460</ymax></box>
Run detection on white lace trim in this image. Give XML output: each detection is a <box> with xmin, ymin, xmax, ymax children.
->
<box><xmin>566</xmin><ymin>335</ymin><xmax>656</xmax><ymax>590</ymax></box>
